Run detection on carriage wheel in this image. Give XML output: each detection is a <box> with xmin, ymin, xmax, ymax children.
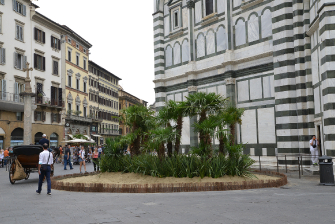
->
<box><xmin>25</xmin><ymin>172</ymin><xmax>30</xmax><ymax>180</ymax></box>
<box><xmin>9</xmin><ymin>162</ymin><xmax>16</xmax><ymax>185</ymax></box>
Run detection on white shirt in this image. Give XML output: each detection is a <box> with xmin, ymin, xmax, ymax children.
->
<box><xmin>0</xmin><ymin>153</ymin><xmax>3</xmax><ymax>159</ymax></box>
<box><xmin>310</xmin><ymin>139</ymin><xmax>317</xmax><ymax>151</ymax></box>
<box><xmin>98</xmin><ymin>148</ymin><xmax>102</xmax><ymax>153</ymax></box>
<box><xmin>79</xmin><ymin>150</ymin><xmax>85</xmax><ymax>159</ymax></box>
<box><xmin>39</xmin><ymin>150</ymin><xmax>53</xmax><ymax>165</ymax></box>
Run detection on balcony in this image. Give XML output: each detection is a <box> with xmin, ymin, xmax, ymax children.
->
<box><xmin>35</xmin><ymin>96</ymin><xmax>64</xmax><ymax>108</ymax></box>
<box><xmin>0</xmin><ymin>91</ymin><xmax>35</xmax><ymax>112</ymax></box>
<box><xmin>66</xmin><ymin>114</ymin><xmax>93</xmax><ymax>123</ymax></box>
<box><xmin>89</xmin><ymin>114</ymin><xmax>103</xmax><ymax>123</ymax></box>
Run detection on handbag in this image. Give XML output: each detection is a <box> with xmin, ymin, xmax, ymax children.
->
<box><xmin>40</xmin><ymin>152</ymin><xmax>50</xmax><ymax>171</ymax></box>
<box><xmin>13</xmin><ymin>159</ymin><xmax>27</xmax><ymax>180</ymax></box>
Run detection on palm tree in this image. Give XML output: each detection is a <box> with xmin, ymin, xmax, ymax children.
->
<box><xmin>147</xmin><ymin>126</ymin><xmax>177</xmax><ymax>160</ymax></box>
<box><xmin>185</xmin><ymin>92</ymin><xmax>227</xmax><ymax>156</ymax></box>
<box><xmin>225</xmin><ymin>106</ymin><xmax>244</xmax><ymax>146</ymax></box>
<box><xmin>157</xmin><ymin>105</ymin><xmax>174</xmax><ymax>157</ymax></box>
<box><xmin>121</xmin><ymin>105</ymin><xmax>154</xmax><ymax>156</ymax></box>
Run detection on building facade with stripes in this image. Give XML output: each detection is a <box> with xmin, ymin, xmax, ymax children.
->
<box><xmin>153</xmin><ymin>0</ymin><xmax>335</xmax><ymax>159</ymax></box>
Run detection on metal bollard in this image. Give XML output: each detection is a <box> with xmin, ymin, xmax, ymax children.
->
<box><xmin>298</xmin><ymin>157</ymin><xmax>301</xmax><ymax>179</ymax></box>
<box><xmin>277</xmin><ymin>156</ymin><xmax>279</xmax><ymax>173</ymax></box>
<box><xmin>285</xmin><ymin>155</ymin><xmax>287</xmax><ymax>173</ymax></box>
<box><xmin>259</xmin><ymin>155</ymin><xmax>261</xmax><ymax>171</ymax></box>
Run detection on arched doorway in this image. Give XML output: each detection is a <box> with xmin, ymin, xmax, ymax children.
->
<box><xmin>50</xmin><ymin>133</ymin><xmax>58</xmax><ymax>149</ymax></box>
<box><xmin>0</xmin><ymin>136</ymin><xmax>3</xmax><ymax>149</ymax></box>
<box><xmin>11</xmin><ymin>128</ymin><xmax>24</xmax><ymax>146</ymax></box>
<box><xmin>34</xmin><ymin>132</ymin><xmax>43</xmax><ymax>145</ymax></box>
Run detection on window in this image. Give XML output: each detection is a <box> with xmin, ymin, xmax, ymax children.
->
<box><xmin>76</xmin><ymin>54</ymin><xmax>79</xmax><ymax>66</ymax></box>
<box><xmin>76</xmin><ymin>43</ymin><xmax>79</xmax><ymax>49</ymax></box>
<box><xmin>76</xmin><ymin>105</ymin><xmax>79</xmax><ymax>112</ymax></box>
<box><xmin>35</xmin><ymin>112</ymin><xmax>42</xmax><ymax>121</ymax></box>
<box><xmin>51</xmin><ymin>36</ymin><xmax>61</xmax><ymax>50</ymax></box>
<box><xmin>83</xmin><ymin>82</ymin><xmax>86</xmax><ymax>93</ymax></box>
<box><xmin>76</xmin><ymin>79</ymin><xmax>79</xmax><ymax>90</ymax></box>
<box><xmin>16</xmin><ymin>112</ymin><xmax>22</xmax><ymax>121</ymax></box>
<box><xmin>34</xmin><ymin>28</ymin><xmax>45</xmax><ymax>43</ymax></box>
<box><xmin>14</xmin><ymin>52</ymin><xmax>26</xmax><ymax>70</ymax></box>
<box><xmin>68</xmin><ymin>48</ymin><xmax>72</xmax><ymax>62</ymax></box>
<box><xmin>53</xmin><ymin>60</ymin><xmax>59</xmax><ymax>75</ymax></box>
<box><xmin>34</xmin><ymin>53</ymin><xmax>45</xmax><ymax>71</ymax></box>
<box><xmin>83</xmin><ymin>107</ymin><xmax>86</xmax><ymax>117</ymax></box>
<box><xmin>205</xmin><ymin>0</ymin><xmax>214</xmax><ymax>16</ymax></box>
<box><xmin>83</xmin><ymin>58</ymin><xmax>87</xmax><ymax>70</ymax></box>
<box><xmin>68</xmin><ymin>103</ymin><xmax>71</xmax><ymax>111</ymax></box>
<box><xmin>0</xmin><ymin>47</ymin><xmax>5</xmax><ymax>65</ymax></box>
<box><xmin>16</xmin><ymin>24</ymin><xmax>23</xmax><ymax>41</ymax></box>
<box><xmin>0</xmin><ymin>13</ymin><xmax>3</xmax><ymax>34</ymax></box>
<box><xmin>173</xmin><ymin>10</ymin><xmax>179</xmax><ymax>29</ymax></box>
<box><xmin>68</xmin><ymin>75</ymin><xmax>71</xmax><ymax>87</ymax></box>
<box><xmin>83</xmin><ymin>49</ymin><xmax>86</xmax><ymax>53</ymax></box>
<box><xmin>68</xmin><ymin>37</ymin><xmax>71</xmax><ymax>43</ymax></box>
<box><xmin>13</xmin><ymin>0</ymin><xmax>26</xmax><ymax>16</ymax></box>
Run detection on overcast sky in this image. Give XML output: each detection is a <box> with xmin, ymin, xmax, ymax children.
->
<box><xmin>35</xmin><ymin>0</ymin><xmax>155</xmax><ymax>105</ymax></box>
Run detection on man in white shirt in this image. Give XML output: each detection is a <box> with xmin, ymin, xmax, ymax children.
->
<box><xmin>36</xmin><ymin>143</ymin><xmax>53</xmax><ymax>195</ymax></box>
<box><xmin>98</xmin><ymin>146</ymin><xmax>102</xmax><ymax>158</ymax></box>
<box><xmin>310</xmin><ymin>135</ymin><xmax>319</xmax><ymax>165</ymax></box>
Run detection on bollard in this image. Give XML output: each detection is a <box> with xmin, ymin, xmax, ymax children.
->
<box><xmin>285</xmin><ymin>155</ymin><xmax>287</xmax><ymax>173</ymax></box>
<box><xmin>298</xmin><ymin>157</ymin><xmax>301</xmax><ymax>179</ymax></box>
<box><xmin>277</xmin><ymin>156</ymin><xmax>279</xmax><ymax>173</ymax></box>
<box><xmin>259</xmin><ymin>155</ymin><xmax>261</xmax><ymax>171</ymax></box>
<box><xmin>301</xmin><ymin>156</ymin><xmax>303</xmax><ymax>176</ymax></box>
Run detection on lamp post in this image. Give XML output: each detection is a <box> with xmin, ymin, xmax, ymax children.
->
<box><xmin>20</xmin><ymin>62</ymin><xmax>35</xmax><ymax>145</ymax></box>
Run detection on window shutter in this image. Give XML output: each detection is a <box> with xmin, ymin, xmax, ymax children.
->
<box><xmin>42</xmin><ymin>56</ymin><xmax>45</xmax><ymax>71</ymax></box>
<box><xmin>23</xmin><ymin>56</ymin><xmax>27</xmax><ymax>69</ymax></box>
<box><xmin>14</xmin><ymin>82</ymin><xmax>18</xmax><ymax>102</ymax></box>
<box><xmin>58</xmin><ymin>39</ymin><xmax>61</xmax><ymax>50</ymax></box>
<box><xmin>14</xmin><ymin>52</ymin><xmax>18</xmax><ymax>68</ymax></box>
<box><xmin>51</xmin><ymin>36</ymin><xmax>53</xmax><ymax>48</ymax></box>
<box><xmin>34</xmin><ymin>111</ymin><xmax>37</xmax><ymax>121</ymax></box>
<box><xmin>13</xmin><ymin>0</ymin><xmax>17</xmax><ymax>11</ymax></box>
<box><xmin>58</xmin><ymin>88</ymin><xmax>62</xmax><ymax>106</ymax></box>
<box><xmin>1</xmin><ymin>79</ymin><xmax>6</xmax><ymax>100</ymax></box>
<box><xmin>16</xmin><ymin>25</ymin><xmax>19</xmax><ymax>39</ymax></box>
<box><xmin>0</xmin><ymin>16</ymin><xmax>2</xmax><ymax>33</ymax></box>
<box><xmin>19</xmin><ymin>26</ymin><xmax>23</xmax><ymax>40</ymax></box>
<box><xmin>51</xmin><ymin>112</ymin><xmax>54</xmax><ymax>122</ymax></box>
<box><xmin>22</xmin><ymin>4</ymin><xmax>26</xmax><ymax>16</ymax></box>
<box><xmin>58</xmin><ymin>113</ymin><xmax>61</xmax><ymax>123</ymax></box>
<box><xmin>0</xmin><ymin>48</ymin><xmax>5</xmax><ymax>64</ymax></box>
<box><xmin>42</xmin><ymin>31</ymin><xmax>45</xmax><ymax>44</ymax></box>
<box><xmin>34</xmin><ymin>53</ymin><xmax>37</xmax><ymax>69</ymax></box>
<box><xmin>34</xmin><ymin>28</ymin><xmax>37</xmax><ymax>41</ymax></box>
<box><xmin>42</xmin><ymin>112</ymin><xmax>46</xmax><ymax>122</ymax></box>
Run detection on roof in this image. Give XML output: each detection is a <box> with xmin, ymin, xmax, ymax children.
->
<box><xmin>62</xmin><ymin>25</ymin><xmax>92</xmax><ymax>48</ymax></box>
<box><xmin>34</xmin><ymin>12</ymin><xmax>68</xmax><ymax>33</ymax></box>
<box><xmin>89</xmin><ymin>60</ymin><xmax>122</xmax><ymax>81</ymax></box>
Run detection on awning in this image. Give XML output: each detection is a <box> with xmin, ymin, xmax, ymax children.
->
<box><xmin>0</xmin><ymin>127</ymin><xmax>5</xmax><ymax>136</ymax></box>
<box><xmin>68</xmin><ymin>134</ymin><xmax>74</xmax><ymax>139</ymax></box>
<box><xmin>84</xmin><ymin>135</ymin><xmax>91</xmax><ymax>140</ymax></box>
<box><xmin>92</xmin><ymin>135</ymin><xmax>102</xmax><ymax>138</ymax></box>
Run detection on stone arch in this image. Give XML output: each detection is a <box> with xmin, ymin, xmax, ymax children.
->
<box><xmin>173</xmin><ymin>41</ymin><xmax>181</xmax><ymax>65</ymax></box>
<box><xmin>182</xmin><ymin>38</ymin><xmax>189</xmax><ymax>62</ymax></box>
<box><xmin>261</xmin><ymin>8</ymin><xmax>272</xmax><ymax>38</ymax></box>
<box><xmin>235</xmin><ymin>18</ymin><xmax>246</xmax><ymax>47</ymax></box>
<box><xmin>248</xmin><ymin>13</ymin><xmax>260</xmax><ymax>42</ymax></box>
<box><xmin>165</xmin><ymin>45</ymin><xmax>173</xmax><ymax>67</ymax></box>
<box><xmin>196</xmin><ymin>32</ymin><xmax>205</xmax><ymax>58</ymax></box>
<box><xmin>34</xmin><ymin>132</ymin><xmax>43</xmax><ymax>145</ymax></box>
<box><xmin>216</xmin><ymin>25</ymin><xmax>227</xmax><ymax>52</ymax></box>
<box><xmin>206</xmin><ymin>29</ymin><xmax>215</xmax><ymax>55</ymax></box>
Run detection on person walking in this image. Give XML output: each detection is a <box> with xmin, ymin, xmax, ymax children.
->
<box><xmin>98</xmin><ymin>145</ymin><xmax>102</xmax><ymax>158</ymax></box>
<box><xmin>38</xmin><ymin>134</ymin><xmax>49</xmax><ymax>148</ymax></box>
<box><xmin>3</xmin><ymin>148</ymin><xmax>9</xmax><ymax>166</ymax></box>
<box><xmin>79</xmin><ymin>146</ymin><xmax>87</xmax><ymax>173</ymax></box>
<box><xmin>64</xmin><ymin>145</ymin><xmax>73</xmax><ymax>170</ymax></box>
<box><xmin>36</xmin><ymin>143</ymin><xmax>53</xmax><ymax>195</ymax></box>
<box><xmin>0</xmin><ymin>149</ymin><xmax>3</xmax><ymax>168</ymax></box>
<box><xmin>58</xmin><ymin>145</ymin><xmax>63</xmax><ymax>164</ymax></box>
<box><xmin>310</xmin><ymin>135</ymin><xmax>319</xmax><ymax>165</ymax></box>
<box><xmin>92</xmin><ymin>148</ymin><xmax>99</xmax><ymax>172</ymax></box>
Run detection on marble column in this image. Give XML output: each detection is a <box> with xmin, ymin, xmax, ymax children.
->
<box><xmin>20</xmin><ymin>63</ymin><xmax>35</xmax><ymax>145</ymax></box>
<box><xmin>188</xmin><ymin>86</ymin><xmax>198</xmax><ymax>148</ymax></box>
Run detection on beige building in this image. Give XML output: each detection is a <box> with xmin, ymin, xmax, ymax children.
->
<box><xmin>118</xmin><ymin>86</ymin><xmax>148</xmax><ymax>136</ymax></box>
<box><xmin>88</xmin><ymin>61</ymin><xmax>121</xmax><ymax>144</ymax></box>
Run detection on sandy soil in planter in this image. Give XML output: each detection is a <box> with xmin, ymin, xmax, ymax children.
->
<box><xmin>58</xmin><ymin>172</ymin><xmax>280</xmax><ymax>186</ymax></box>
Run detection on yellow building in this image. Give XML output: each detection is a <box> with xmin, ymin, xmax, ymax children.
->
<box><xmin>62</xmin><ymin>26</ymin><xmax>92</xmax><ymax>140</ymax></box>
<box><xmin>88</xmin><ymin>61</ymin><xmax>121</xmax><ymax>144</ymax></box>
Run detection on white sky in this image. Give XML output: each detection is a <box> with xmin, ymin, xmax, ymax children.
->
<box><xmin>35</xmin><ymin>0</ymin><xmax>155</xmax><ymax>105</ymax></box>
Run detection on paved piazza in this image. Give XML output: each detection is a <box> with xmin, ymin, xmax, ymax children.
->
<box><xmin>0</xmin><ymin>163</ymin><xmax>334</xmax><ymax>224</ymax></box>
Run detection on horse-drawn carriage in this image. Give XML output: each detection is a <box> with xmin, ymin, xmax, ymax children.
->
<box><xmin>9</xmin><ymin>145</ymin><xmax>55</xmax><ymax>184</ymax></box>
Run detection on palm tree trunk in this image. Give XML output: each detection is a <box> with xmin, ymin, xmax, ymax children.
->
<box><xmin>174</xmin><ymin>115</ymin><xmax>183</xmax><ymax>155</ymax></box>
<box><xmin>230</xmin><ymin>124</ymin><xmax>236</xmax><ymax>146</ymax></box>
<box><xmin>158</xmin><ymin>142</ymin><xmax>165</xmax><ymax>160</ymax></box>
<box><xmin>219</xmin><ymin>135</ymin><xmax>225</xmax><ymax>155</ymax></box>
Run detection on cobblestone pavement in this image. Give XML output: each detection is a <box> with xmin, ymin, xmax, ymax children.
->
<box><xmin>0</xmin><ymin>162</ymin><xmax>334</xmax><ymax>224</ymax></box>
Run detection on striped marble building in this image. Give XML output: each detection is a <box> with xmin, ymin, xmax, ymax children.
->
<box><xmin>152</xmin><ymin>0</ymin><xmax>335</xmax><ymax>159</ymax></box>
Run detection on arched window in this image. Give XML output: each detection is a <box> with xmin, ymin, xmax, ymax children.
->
<box><xmin>34</xmin><ymin>132</ymin><xmax>43</xmax><ymax>145</ymax></box>
<box><xmin>165</xmin><ymin>45</ymin><xmax>172</xmax><ymax>67</ymax></box>
<box><xmin>11</xmin><ymin>128</ymin><xmax>23</xmax><ymax>146</ymax></box>
<box><xmin>235</xmin><ymin>19</ymin><xmax>246</xmax><ymax>46</ymax></box>
<box><xmin>174</xmin><ymin>42</ymin><xmax>181</xmax><ymax>65</ymax></box>
<box><xmin>261</xmin><ymin>9</ymin><xmax>272</xmax><ymax>38</ymax></box>
<box><xmin>217</xmin><ymin>26</ymin><xmax>227</xmax><ymax>52</ymax></box>
<box><xmin>182</xmin><ymin>39</ymin><xmax>189</xmax><ymax>62</ymax></box>
<box><xmin>197</xmin><ymin>33</ymin><xmax>205</xmax><ymax>58</ymax></box>
<box><xmin>248</xmin><ymin>14</ymin><xmax>259</xmax><ymax>42</ymax></box>
<box><xmin>50</xmin><ymin>133</ymin><xmax>59</xmax><ymax>148</ymax></box>
<box><xmin>206</xmin><ymin>30</ymin><xmax>215</xmax><ymax>55</ymax></box>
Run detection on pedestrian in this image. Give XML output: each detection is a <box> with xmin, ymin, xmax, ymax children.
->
<box><xmin>59</xmin><ymin>145</ymin><xmax>63</xmax><ymax>164</ymax></box>
<box><xmin>64</xmin><ymin>145</ymin><xmax>73</xmax><ymax>170</ymax></box>
<box><xmin>3</xmin><ymin>148</ymin><xmax>9</xmax><ymax>166</ymax></box>
<box><xmin>98</xmin><ymin>145</ymin><xmax>102</xmax><ymax>158</ymax></box>
<box><xmin>79</xmin><ymin>146</ymin><xmax>87</xmax><ymax>173</ymax></box>
<box><xmin>0</xmin><ymin>149</ymin><xmax>3</xmax><ymax>168</ymax></box>
<box><xmin>38</xmin><ymin>134</ymin><xmax>49</xmax><ymax>148</ymax></box>
<box><xmin>310</xmin><ymin>135</ymin><xmax>319</xmax><ymax>165</ymax></box>
<box><xmin>92</xmin><ymin>147</ymin><xmax>99</xmax><ymax>172</ymax></box>
<box><xmin>87</xmin><ymin>148</ymin><xmax>92</xmax><ymax>163</ymax></box>
<box><xmin>36</xmin><ymin>143</ymin><xmax>53</xmax><ymax>195</ymax></box>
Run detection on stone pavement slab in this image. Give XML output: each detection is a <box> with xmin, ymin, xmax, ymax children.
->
<box><xmin>0</xmin><ymin>162</ymin><xmax>334</xmax><ymax>224</ymax></box>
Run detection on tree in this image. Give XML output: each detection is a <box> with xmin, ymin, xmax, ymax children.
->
<box><xmin>147</xmin><ymin>126</ymin><xmax>177</xmax><ymax>160</ymax></box>
<box><xmin>185</xmin><ymin>92</ymin><xmax>226</xmax><ymax>156</ymax></box>
<box><xmin>157</xmin><ymin>104</ymin><xmax>174</xmax><ymax>157</ymax></box>
<box><xmin>225</xmin><ymin>106</ymin><xmax>244</xmax><ymax>146</ymax></box>
<box><xmin>121</xmin><ymin>105</ymin><xmax>154</xmax><ymax>156</ymax></box>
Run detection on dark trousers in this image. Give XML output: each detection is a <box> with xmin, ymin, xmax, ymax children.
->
<box><xmin>93</xmin><ymin>158</ymin><xmax>99</xmax><ymax>171</ymax></box>
<box><xmin>64</xmin><ymin>155</ymin><xmax>73</xmax><ymax>169</ymax></box>
<box><xmin>38</xmin><ymin>166</ymin><xmax>51</xmax><ymax>193</ymax></box>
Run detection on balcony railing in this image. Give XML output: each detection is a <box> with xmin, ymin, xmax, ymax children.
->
<box><xmin>0</xmin><ymin>92</ymin><xmax>24</xmax><ymax>103</ymax></box>
<box><xmin>66</xmin><ymin>114</ymin><xmax>92</xmax><ymax>123</ymax></box>
<box><xmin>35</xmin><ymin>96</ymin><xmax>64</xmax><ymax>108</ymax></box>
